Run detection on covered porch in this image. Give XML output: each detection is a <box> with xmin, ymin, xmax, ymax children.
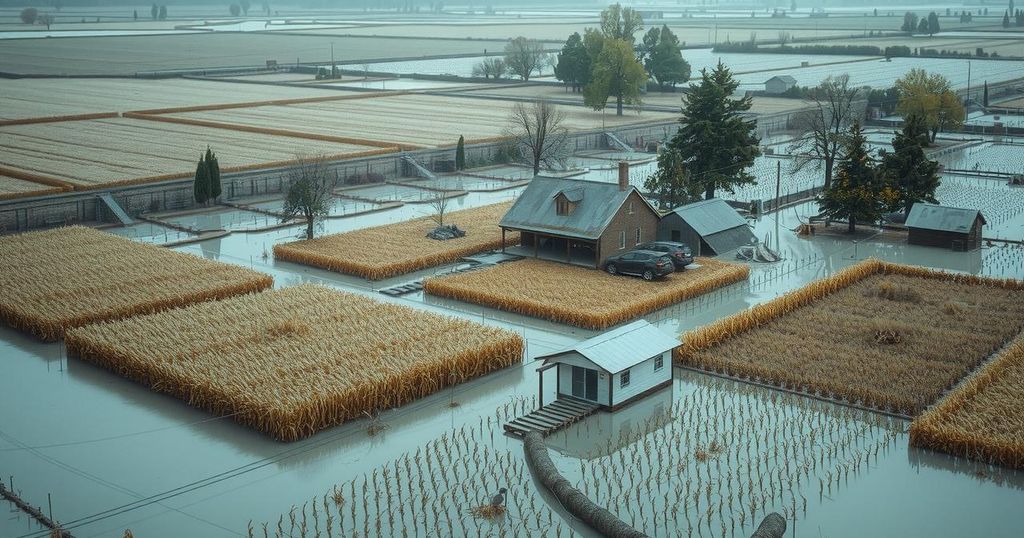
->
<box><xmin>501</xmin><ymin>228</ymin><xmax>600</xmax><ymax>268</ymax></box>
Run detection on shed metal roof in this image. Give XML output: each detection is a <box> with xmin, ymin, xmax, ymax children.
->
<box><xmin>905</xmin><ymin>203</ymin><xmax>986</xmax><ymax>233</ymax></box>
<box><xmin>670</xmin><ymin>198</ymin><xmax>749</xmax><ymax>237</ymax></box>
<box><xmin>500</xmin><ymin>176</ymin><xmax>656</xmax><ymax>240</ymax></box>
<box><xmin>535</xmin><ymin>320</ymin><xmax>679</xmax><ymax>374</ymax></box>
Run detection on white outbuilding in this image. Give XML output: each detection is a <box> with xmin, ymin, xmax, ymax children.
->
<box><xmin>535</xmin><ymin>320</ymin><xmax>678</xmax><ymax>410</ymax></box>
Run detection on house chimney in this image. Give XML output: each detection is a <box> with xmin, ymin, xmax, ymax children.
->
<box><xmin>618</xmin><ymin>161</ymin><xmax>629</xmax><ymax>191</ymax></box>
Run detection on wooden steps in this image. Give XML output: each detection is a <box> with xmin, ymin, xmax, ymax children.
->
<box><xmin>503</xmin><ymin>397</ymin><xmax>600</xmax><ymax>438</ymax></box>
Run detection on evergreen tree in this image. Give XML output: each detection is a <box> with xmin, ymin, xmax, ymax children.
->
<box><xmin>455</xmin><ymin>135</ymin><xmax>466</xmax><ymax>171</ymax></box>
<box><xmin>158</xmin><ymin>5</ymin><xmax>167</xmax><ymax>20</ymax></box>
<box><xmin>878</xmin><ymin>114</ymin><xmax>940</xmax><ymax>217</ymax></box>
<box><xmin>554</xmin><ymin>32</ymin><xmax>591</xmax><ymax>93</ymax></box>
<box><xmin>193</xmin><ymin>153</ymin><xmax>210</xmax><ymax>205</ymax></box>
<box><xmin>1003</xmin><ymin>10</ymin><xmax>1010</xmax><ymax>28</ymax></box>
<box><xmin>644</xmin><ymin>25</ymin><xmax>691</xmax><ymax>90</ymax></box>
<box><xmin>150</xmin><ymin>4</ymin><xmax>158</xmax><ymax>20</ymax></box>
<box><xmin>818</xmin><ymin>122</ymin><xmax>897</xmax><ymax>233</ymax></box>
<box><xmin>917</xmin><ymin>18</ymin><xmax>929</xmax><ymax>34</ymax></box>
<box><xmin>583</xmin><ymin>38</ymin><xmax>647</xmax><ymax>116</ymax></box>
<box><xmin>643</xmin><ymin>147</ymin><xmax>702</xmax><ymax>209</ymax></box>
<box><xmin>983</xmin><ymin>81</ymin><xmax>989</xmax><ymax>107</ymax></box>
<box><xmin>206</xmin><ymin>147</ymin><xmax>222</xmax><ymax>201</ymax></box>
<box><xmin>927</xmin><ymin>11</ymin><xmax>940</xmax><ymax>35</ymax></box>
<box><xmin>667</xmin><ymin>62</ymin><xmax>761</xmax><ymax>200</ymax></box>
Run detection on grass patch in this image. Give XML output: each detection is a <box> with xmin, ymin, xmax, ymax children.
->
<box><xmin>65</xmin><ymin>284</ymin><xmax>524</xmax><ymax>441</ymax></box>
<box><xmin>423</xmin><ymin>258</ymin><xmax>750</xmax><ymax>330</ymax></box>
<box><xmin>0</xmin><ymin>226</ymin><xmax>272</xmax><ymax>341</ymax></box>
<box><xmin>273</xmin><ymin>202</ymin><xmax>518</xmax><ymax>280</ymax></box>
<box><xmin>910</xmin><ymin>338</ymin><xmax>1024</xmax><ymax>469</ymax></box>
<box><xmin>677</xmin><ymin>259</ymin><xmax>1024</xmax><ymax>416</ymax></box>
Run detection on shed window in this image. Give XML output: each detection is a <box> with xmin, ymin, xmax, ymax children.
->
<box><xmin>556</xmin><ymin>197</ymin><xmax>570</xmax><ymax>216</ymax></box>
<box><xmin>620</xmin><ymin>369</ymin><xmax>631</xmax><ymax>388</ymax></box>
<box><xmin>654</xmin><ymin>355</ymin><xmax>664</xmax><ymax>371</ymax></box>
<box><xmin>619</xmin><ymin>230</ymin><xmax>626</xmax><ymax>249</ymax></box>
<box><xmin>635</xmin><ymin>227</ymin><xmax>642</xmax><ymax>245</ymax></box>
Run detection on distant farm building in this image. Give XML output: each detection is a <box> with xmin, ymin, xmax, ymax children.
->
<box><xmin>500</xmin><ymin>164</ymin><xmax>660</xmax><ymax>267</ymax></box>
<box><xmin>534</xmin><ymin>320</ymin><xmax>677</xmax><ymax>410</ymax></box>
<box><xmin>657</xmin><ymin>198</ymin><xmax>757</xmax><ymax>256</ymax></box>
<box><xmin>906</xmin><ymin>203</ymin><xmax>986</xmax><ymax>251</ymax></box>
<box><xmin>764</xmin><ymin>75</ymin><xmax>797</xmax><ymax>95</ymax></box>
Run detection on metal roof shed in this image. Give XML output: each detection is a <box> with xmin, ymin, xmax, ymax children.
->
<box><xmin>905</xmin><ymin>203</ymin><xmax>986</xmax><ymax>251</ymax></box>
<box><xmin>535</xmin><ymin>320</ymin><xmax>677</xmax><ymax>409</ymax></box>
<box><xmin>657</xmin><ymin>198</ymin><xmax>757</xmax><ymax>256</ymax></box>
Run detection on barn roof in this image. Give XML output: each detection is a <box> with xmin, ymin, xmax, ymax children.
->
<box><xmin>500</xmin><ymin>176</ymin><xmax>656</xmax><ymax>240</ymax></box>
<box><xmin>669</xmin><ymin>198</ymin><xmax>749</xmax><ymax>237</ymax></box>
<box><xmin>905</xmin><ymin>203</ymin><xmax>986</xmax><ymax>233</ymax></box>
<box><xmin>535</xmin><ymin>320</ymin><xmax>679</xmax><ymax>374</ymax></box>
<box><xmin>766</xmin><ymin>75</ymin><xmax>797</xmax><ymax>84</ymax></box>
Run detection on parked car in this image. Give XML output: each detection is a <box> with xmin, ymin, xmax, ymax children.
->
<box><xmin>603</xmin><ymin>250</ymin><xmax>675</xmax><ymax>281</ymax></box>
<box><xmin>636</xmin><ymin>241</ymin><xmax>694</xmax><ymax>269</ymax></box>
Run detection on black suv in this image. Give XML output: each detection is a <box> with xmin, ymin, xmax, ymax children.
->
<box><xmin>636</xmin><ymin>241</ymin><xmax>694</xmax><ymax>269</ymax></box>
<box><xmin>603</xmin><ymin>250</ymin><xmax>675</xmax><ymax>281</ymax></box>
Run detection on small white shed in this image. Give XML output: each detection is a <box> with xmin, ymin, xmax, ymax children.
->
<box><xmin>764</xmin><ymin>75</ymin><xmax>797</xmax><ymax>95</ymax></box>
<box><xmin>535</xmin><ymin>320</ymin><xmax>678</xmax><ymax>410</ymax></box>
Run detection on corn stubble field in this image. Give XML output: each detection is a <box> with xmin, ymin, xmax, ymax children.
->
<box><xmin>910</xmin><ymin>339</ymin><xmax>1024</xmax><ymax>469</ymax></box>
<box><xmin>274</xmin><ymin>202</ymin><xmax>517</xmax><ymax>281</ymax></box>
<box><xmin>65</xmin><ymin>285</ymin><xmax>524</xmax><ymax>441</ymax></box>
<box><xmin>0</xmin><ymin>226</ymin><xmax>272</xmax><ymax>341</ymax></box>
<box><xmin>677</xmin><ymin>259</ymin><xmax>1024</xmax><ymax>417</ymax></box>
<box><xmin>424</xmin><ymin>258</ymin><xmax>750</xmax><ymax>330</ymax></box>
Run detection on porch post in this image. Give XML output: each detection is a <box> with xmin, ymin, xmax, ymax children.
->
<box><xmin>501</xmin><ymin>228</ymin><xmax>506</xmax><ymax>253</ymax></box>
<box><xmin>594</xmin><ymin>240</ymin><xmax>600</xmax><ymax>269</ymax></box>
<box><xmin>538</xmin><ymin>368</ymin><xmax>544</xmax><ymax>409</ymax></box>
<box><xmin>534</xmin><ymin>233</ymin><xmax>539</xmax><ymax>258</ymax></box>
<box><xmin>566</xmin><ymin>238</ymin><xmax>571</xmax><ymax>263</ymax></box>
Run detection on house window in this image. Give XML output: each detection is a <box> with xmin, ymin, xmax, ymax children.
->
<box><xmin>619</xmin><ymin>230</ymin><xmax>626</xmax><ymax>249</ymax></box>
<box><xmin>635</xmin><ymin>227</ymin><xmax>642</xmax><ymax>245</ymax></box>
<box><xmin>654</xmin><ymin>355</ymin><xmax>664</xmax><ymax>371</ymax></box>
<box><xmin>628</xmin><ymin>201</ymin><xmax>634</xmax><ymax>214</ymax></box>
<box><xmin>556</xmin><ymin>198</ymin><xmax>569</xmax><ymax>216</ymax></box>
<box><xmin>620</xmin><ymin>369</ymin><xmax>631</xmax><ymax>388</ymax></box>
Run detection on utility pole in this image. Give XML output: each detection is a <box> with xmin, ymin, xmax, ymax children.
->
<box><xmin>775</xmin><ymin>159</ymin><xmax>781</xmax><ymax>251</ymax></box>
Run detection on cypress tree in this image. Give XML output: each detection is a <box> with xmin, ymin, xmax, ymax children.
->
<box><xmin>983</xmin><ymin>81</ymin><xmax>989</xmax><ymax>107</ymax></box>
<box><xmin>193</xmin><ymin>153</ymin><xmax>210</xmax><ymax>205</ymax></box>
<box><xmin>206</xmin><ymin>147</ymin><xmax>222</xmax><ymax>201</ymax></box>
<box><xmin>455</xmin><ymin>136</ymin><xmax>466</xmax><ymax>171</ymax></box>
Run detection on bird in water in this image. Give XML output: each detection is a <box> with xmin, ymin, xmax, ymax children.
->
<box><xmin>491</xmin><ymin>487</ymin><xmax>507</xmax><ymax>508</ymax></box>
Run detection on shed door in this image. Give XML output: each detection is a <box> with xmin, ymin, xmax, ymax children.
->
<box><xmin>571</xmin><ymin>366</ymin><xmax>599</xmax><ymax>401</ymax></box>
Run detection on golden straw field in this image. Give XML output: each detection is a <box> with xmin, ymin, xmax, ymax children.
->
<box><xmin>0</xmin><ymin>117</ymin><xmax>382</xmax><ymax>189</ymax></box>
<box><xmin>423</xmin><ymin>258</ymin><xmax>750</xmax><ymax>330</ymax></box>
<box><xmin>65</xmin><ymin>284</ymin><xmax>524</xmax><ymax>442</ymax></box>
<box><xmin>677</xmin><ymin>259</ymin><xmax>1024</xmax><ymax>416</ymax></box>
<box><xmin>0</xmin><ymin>226</ymin><xmax>273</xmax><ymax>341</ymax></box>
<box><xmin>910</xmin><ymin>339</ymin><xmax>1024</xmax><ymax>469</ymax></box>
<box><xmin>0</xmin><ymin>174</ymin><xmax>65</xmax><ymax>201</ymax></box>
<box><xmin>274</xmin><ymin>202</ymin><xmax>517</xmax><ymax>280</ymax></box>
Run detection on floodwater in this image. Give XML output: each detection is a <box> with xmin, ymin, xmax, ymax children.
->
<box><xmin>158</xmin><ymin>208</ymin><xmax>281</xmax><ymax>233</ymax></box>
<box><xmin>3</xmin><ymin>146</ymin><xmax>1024</xmax><ymax>537</ymax></box>
<box><xmin>0</xmin><ymin>29</ymin><xmax>200</xmax><ymax>39</ymax></box>
<box><xmin>103</xmin><ymin>221</ymin><xmax>196</xmax><ymax>245</ymax></box>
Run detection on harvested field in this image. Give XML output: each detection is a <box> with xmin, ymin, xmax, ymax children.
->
<box><xmin>423</xmin><ymin>258</ymin><xmax>750</xmax><ymax>330</ymax></box>
<box><xmin>910</xmin><ymin>339</ymin><xmax>1024</xmax><ymax>469</ymax></box>
<box><xmin>0</xmin><ymin>174</ymin><xmax>65</xmax><ymax>201</ymax></box>
<box><xmin>0</xmin><ymin>226</ymin><xmax>272</xmax><ymax>341</ymax></box>
<box><xmin>0</xmin><ymin>117</ymin><xmax>383</xmax><ymax>189</ymax></box>
<box><xmin>65</xmin><ymin>284</ymin><xmax>524</xmax><ymax>441</ymax></box>
<box><xmin>0</xmin><ymin>78</ymin><xmax>362</xmax><ymax>121</ymax></box>
<box><xmin>166</xmin><ymin>94</ymin><xmax>676</xmax><ymax>148</ymax></box>
<box><xmin>274</xmin><ymin>202</ymin><xmax>516</xmax><ymax>280</ymax></box>
<box><xmin>677</xmin><ymin>259</ymin><xmax>1024</xmax><ymax>416</ymax></box>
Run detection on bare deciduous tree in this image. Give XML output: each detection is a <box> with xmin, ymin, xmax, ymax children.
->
<box><xmin>506</xmin><ymin>99</ymin><xmax>570</xmax><ymax>176</ymax></box>
<box><xmin>789</xmin><ymin>74</ymin><xmax>866</xmax><ymax>189</ymax></box>
<box><xmin>280</xmin><ymin>155</ymin><xmax>334</xmax><ymax>240</ymax></box>
<box><xmin>504</xmin><ymin>37</ymin><xmax>548</xmax><ymax>81</ymax></box>
<box><xmin>429</xmin><ymin>192</ymin><xmax>450</xmax><ymax>228</ymax></box>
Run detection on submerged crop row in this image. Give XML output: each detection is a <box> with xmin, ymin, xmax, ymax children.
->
<box><xmin>66</xmin><ymin>284</ymin><xmax>524</xmax><ymax>441</ymax></box>
<box><xmin>677</xmin><ymin>259</ymin><xmax>1024</xmax><ymax>416</ymax></box>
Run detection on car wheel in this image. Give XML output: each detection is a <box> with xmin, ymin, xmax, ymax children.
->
<box><xmin>606</xmin><ymin>264</ymin><xmax>617</xmax><ymax>275</ymax></box>
<box><xmin>642</xmin><ymin>270</ymin><xmax>654</xmax><ymax>281</ymax></box>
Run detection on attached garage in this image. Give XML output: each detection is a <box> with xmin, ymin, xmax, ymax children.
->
<box><xmin>905</xmin><ymin>203</ymin><xmax>985</xmax><ymax>251</ymax></box>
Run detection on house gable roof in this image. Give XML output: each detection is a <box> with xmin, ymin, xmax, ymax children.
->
<box><xmin>766</xmin><ymin>75</ymin><xmax>797</xmax><ymax>84</ymax></box>
<box><xmin>669</xmin><ymin>198</ymin><xmax>749</xmax><ymax>237</ymax></box>
<box><xmin>905</xmin><ymin>203</ymin><xmax>986</xmax><ymax>233</ymax></box>
<box><xmin>535</xmin><ymin>320</ymin><xmax>679</xmax><ymax>374</ymax></box>
<box><xmin>500</xmin><ymin>176</ymin><xmax>657</xmax><ymax>240</ymax></box>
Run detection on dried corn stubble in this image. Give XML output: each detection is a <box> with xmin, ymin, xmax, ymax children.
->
<box><xmin>910</xmin><ymin>339</ymin><xmax>1024</xmax><ymax>470</ymax></box>
<box><xmin>0</xmin><ymin>226</ymin><xmax>273</xmax><ymax>341</ymax></box>
<box><xmin>424</xmin><ymin>257</ymin><xmax>750</xmax><ymax>330</ymax></box>
<box><xmin>274</xmin><ymin>202</ymin><xmax>519</xmax><ymax>280</ymax></box>
<box><xmin>66</xmin><ymin>284</ymin><xmax>524</xmax><ymax>442</ymax></box>
<box><xmin>677</xmin><ymin>259</ymin><xmax>1024</xmax><ymax>416</ymax></box>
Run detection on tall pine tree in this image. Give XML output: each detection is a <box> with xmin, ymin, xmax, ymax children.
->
<box><xmin>878</xmin><ymin>114</ymin><xmax>940</xmax><ymax>217</ymax></box>
<box><xmin>455</xmin><ymin>135</ymin><xmax>466</xmax><ymax>171</ymax></box>
<box><xmin>193</xmin><ymin>153</ymin><xmax>210</xmax><ymax>205</ymax></box>
<box><xmin>819</xmin><ymin>121</ymin><xmax>897</xmax><ymax>233</ymax></box>
<box><xmin>206</xmin><ymin>147</ymin><xmax>222</xmax><ymax>201</ymax></box>
<box><xmin>667</xmin><ymin>61</ymin><xmax>760</xmax><ymax>200</ymax></box>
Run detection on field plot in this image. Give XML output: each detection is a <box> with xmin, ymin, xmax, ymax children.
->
<box><xmin>424</xmin><ymin>258</ymin><xmax>750</xmax><ymax>330</ymax></box>
<box><xmin>677</xmin><ymin>259</ymin><xmax>1024</xmax><ymax>416</ymax></box>
<box><xmin>0</xmin><ymin>174</ymin><xmax>64</xmax><ymax>200</ymax></box>
<box><xmin>65</xmin><ymin>285</ymin><xmax>524</xmax><ymax>441</ymax></box>
<box><xmin>0</xmin><ymin>117</ymin><xmax>382</xmax><ymax>189</ymax></box>
<box><xmin>0</xmin><ymin>226</ymin><xmax>272</xmax><ymax>341</ymax></box>
<box><xmin>274</xmin><ymin>202</ymin><xmax>515</xmax><ymax>280</ymax></box>
<box><xmin>0</xmin><ymin>78</ymin><xmax>358</xmax><ymax>121</ymax></box>
<box><xmin>910</xmin><ymin>339</ymin><xmax>1024</xmax><ymax>469</ymax></box>
<box><xmin>166</xmin><ymin>94</ymin><xmax>676</xmax><ymax>148</ymax></box>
